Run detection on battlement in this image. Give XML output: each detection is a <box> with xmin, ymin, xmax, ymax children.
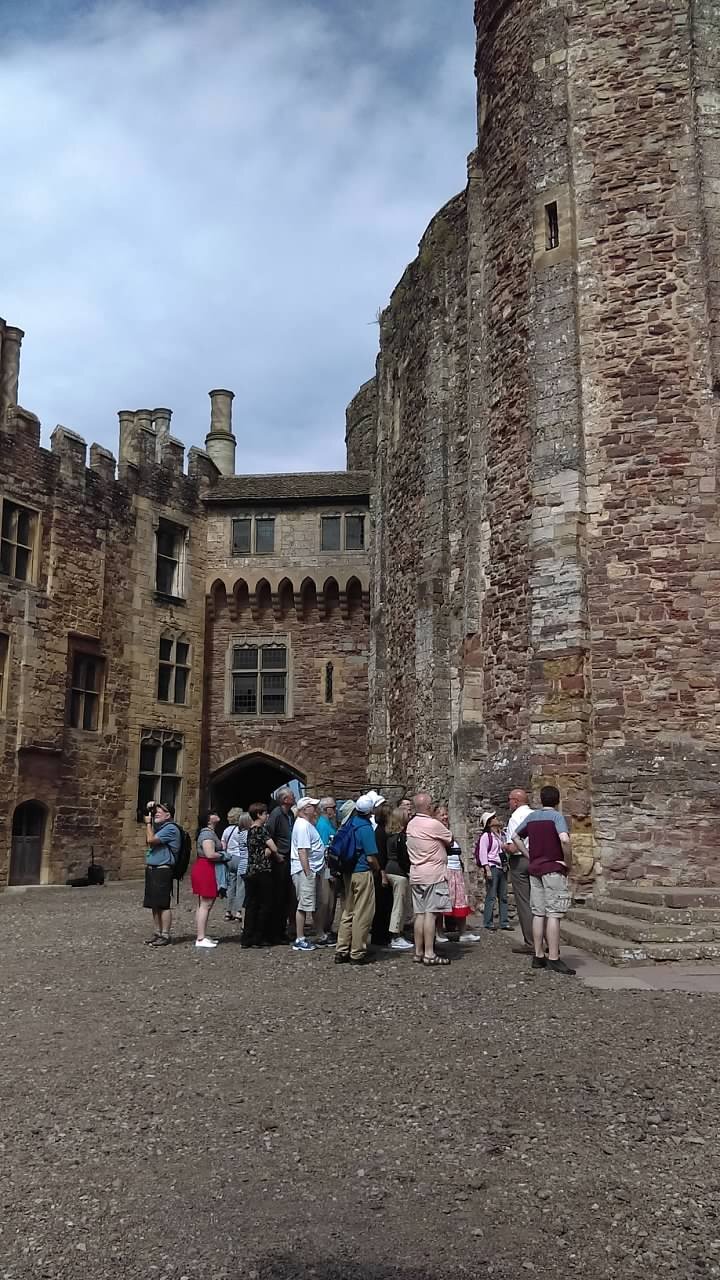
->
<box><xmin>0</xmin><ymin>314</ymin><xmax>223</xmax><ymax>501</ymax></box>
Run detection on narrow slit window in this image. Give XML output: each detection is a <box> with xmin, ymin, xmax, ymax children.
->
<box><xmin>0</xmin><ymin>632</ymin><xmax>9</xmax><ymax>712</ymax></box>
<box><xmin>325</xmin><ymin>661</ymin><xmax>334</xmax><ymax>704</ymax></box>
<box><xmin>545</xmin><ymin>200</ymin><xmax>559</xmax><ymax>251</ymax></box>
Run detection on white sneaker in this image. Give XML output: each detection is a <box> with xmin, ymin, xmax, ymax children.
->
<box><xmin>435</xmin><ymin>932</ymin><xmax>449</xmax><ymax>944</ymax></box>
<box><xmin>459</xmin><ymin>932</ymin><xmax>481</xmax><ymax>942</ymax></box>
<box><xmin>390</xmin><ymin>937</ymin><xmax>414</xmax><ymax>951</ymax></box>
<box><xmin>195</xmin><ymin>938</ymin><xmax>218</xmax><ymax>948</ymax></box>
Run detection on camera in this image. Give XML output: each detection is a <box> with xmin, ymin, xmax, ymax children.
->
<box><xmin>145</xmin><ymin>801</ymin><xmax>158</xmax><ymax>817</ymax></box>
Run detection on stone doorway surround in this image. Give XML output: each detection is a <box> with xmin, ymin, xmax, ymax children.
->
<box><xmin>209</xmin><ymin>751</ymin><xmax>306</xmax><ymax>825</ymax></box>
<box><xmin>8</xmin><ymin>801</ymin><xmax>47</xmax><ymax>886</ymax></box>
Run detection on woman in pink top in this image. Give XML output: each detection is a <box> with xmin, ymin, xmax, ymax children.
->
<box><xmin>406</xmin><ymin>792</ymin><xmax>453</xmax><ymax>966</ymax></box>
<box><xmin>474</xmin><ymin>810</ymin><xmax>509</xmax><ymax>931</ymax></box>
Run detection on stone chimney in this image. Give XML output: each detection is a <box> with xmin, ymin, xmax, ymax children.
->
<box><xmin>0</xmin><ymin>324</ymin><xmax>24</xmax><ymax>418</ymax></box>
<box><xmin>152</xmin><ymin>407</ymin><xmax>172</xmax><ymax>449</ymax></box>
<box><xmin>205</xmin><ymin>389</ymin><xmax>236</xmax><ymax>476</ymax></box>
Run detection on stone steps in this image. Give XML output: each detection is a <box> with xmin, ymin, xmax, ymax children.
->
<box><xmin>567</xmin><ymin>905</ymin><xmax>717</xmax><ymax>945</ymax></box>
<box><xmin>587</xmin><ymin>895</ymin><xmax>720</xmax><ymax>925</ymax></box>
<box><xmin>605</xmin><ymin>883</ymin><xmax>720</xmax><ymax>910</ymax></box>
<box><xmin>560</xmin><ymin>919</ymin><xmax>720</xmax><ymax>966</ymax></box>
<box><xmin>561</xmin><ymin>881</ymin><xmax>720</xmax><ymax>964</ymax></box>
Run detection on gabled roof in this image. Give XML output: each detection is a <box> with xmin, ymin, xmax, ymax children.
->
<box><xmin>204</xmin><ymin>470</ymin><xmax>371</xmax><ymax>506</ymax></box>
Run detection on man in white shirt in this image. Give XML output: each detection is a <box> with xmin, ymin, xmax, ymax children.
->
<box><xmin>290</xmin><ymin>797</ymin><xmax>328</xmax><ymax>953</ymax></box>
<box><xmin>503</xmin><ymin>787</ymin><xmax>534</xmax><ymax>953</ymax></box>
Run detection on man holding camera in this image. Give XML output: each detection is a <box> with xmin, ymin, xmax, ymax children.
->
<box><xmin>143</xmin><ymin>801</ymin><xmax>181</xmax><ymax>947</ymax></box>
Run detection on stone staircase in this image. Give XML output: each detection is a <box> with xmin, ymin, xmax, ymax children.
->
<box><xmin>561</xmin><ymin>883</ymin><xmax>720</xmax><ymax>965</ymax></box>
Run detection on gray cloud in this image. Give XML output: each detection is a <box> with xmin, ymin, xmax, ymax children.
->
<box><xmin>0</xmin><ymin>0</ymin><xmax>475</xmax><ymax>472</ymax></box>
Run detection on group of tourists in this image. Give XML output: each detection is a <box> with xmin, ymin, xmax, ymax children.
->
<box><xmin>141</xmin><ymin>782</ymin><xmax>576</xmax><ymax>974</ymax></box>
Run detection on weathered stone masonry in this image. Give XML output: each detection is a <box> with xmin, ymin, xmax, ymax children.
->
<box><xmin>363</xmin><ymin>0</ymin><xmax>720</xmax><ymax>882</ymax></box>
<box><xmin>0</xmin><ymin>327</ymin><xmax>370</xmax><ymax>886</ymax></box>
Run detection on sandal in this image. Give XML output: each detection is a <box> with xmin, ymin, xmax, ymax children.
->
<box><xmin>223</xmin><ymin>912</ymin><xmax>234</xmax><ymax>921</ymax></box>
<box><xmin>423</xmin><ymin>955</ymin><xmax>451</xmax><ymax>966</ymax></box>
<box><xmin>413</xmin><ymin>954</ymin><xmax>424</xmax><ymax>964</ymax></box>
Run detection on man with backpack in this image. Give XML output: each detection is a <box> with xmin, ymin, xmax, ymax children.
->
<box><xmin>142</xmin><ymin>801</ymin><xmax>182</xmax><ymax>947</ymax></box>
<box><xmin>334</xmin><ymin>793</ymin><xmax>381</xmax><ymax>966</ymax></box>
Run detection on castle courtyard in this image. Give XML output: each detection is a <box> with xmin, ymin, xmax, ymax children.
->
<box><xmin>2</xmin><ymin>884</ymin><xmax>718</xmax><ymax>1280</ymax></box>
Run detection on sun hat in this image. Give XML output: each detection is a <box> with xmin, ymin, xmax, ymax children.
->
<box><xmin>338</xmin><ymin>799</ymin><xmax>356</xmax><ymax>824</ymax></box>
<box><xmin>366</xmin><ymin>789</ymin><xmax>387</xmax><ymax>807</ymax></box>
<box><xmin>480</xmin><ymin>810</ymin><xmax>497</xmax><ymax>829</ymax></box>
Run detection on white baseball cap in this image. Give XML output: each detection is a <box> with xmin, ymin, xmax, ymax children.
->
<box><xmin>296</xmin><ymin>796</ymin><xmax>320</xmax><ymax>811</ymax></box>
<box><xmin>355</xmin><ymin>794</ymin><xmax>376</xmax><ymax>815</ymax></box>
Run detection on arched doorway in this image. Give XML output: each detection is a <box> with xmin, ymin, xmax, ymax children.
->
<box><xmin>9</xmin><ymin>802</ymin><xmax>47</xmax><ymax>886</ymax></box>
<box><xmin>210</xmin><ymin>753</ymin><xmax>306</xmax><ymax>822</ymax></box>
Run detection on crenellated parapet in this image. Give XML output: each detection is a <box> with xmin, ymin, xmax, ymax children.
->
<box><xmin>207</xmin><ymin>573</ymin><xmax>369</xmax><ymax>624</ymax></box>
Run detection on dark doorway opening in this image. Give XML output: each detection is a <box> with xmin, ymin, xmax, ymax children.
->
<box><xmin>210</xmin><ymin>754</ymin><xmax>305</xmax><ymax>826</ymax></box>
<box><xmin>9</xmin><ymin>801</ymin><xmax>46</xmax><ymax>885</ymax></box>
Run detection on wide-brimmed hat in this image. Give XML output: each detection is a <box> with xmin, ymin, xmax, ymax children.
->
<box><xmin>338</xmin><ymin>799</ymin><xmax>356</xmax><ymax>824</ymax></box>
<box><xmin>480</xmin><ymin>810</ymin><xmax>497</xmax><ymax>829</ymax></box>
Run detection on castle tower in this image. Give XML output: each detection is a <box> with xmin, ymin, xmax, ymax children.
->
<box><xmin>205</xmin><ymin>389</ymin><xmax>236</xmax><ymax>476</ymax></box>
<box><xmin>467</xmin><ymin>0</ymin><xmax>720</xmax><ymax>879</ymax></box>
<box><xmin>364</xmin><ymin>0</ymin><xmax>720</xmax><ymax>884</ymax></box>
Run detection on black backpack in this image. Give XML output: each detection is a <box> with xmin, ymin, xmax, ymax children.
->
<box><xmin>169</xmin><ymin>824</ymin><xmax>192</xmax><ymax>893</ymax></box>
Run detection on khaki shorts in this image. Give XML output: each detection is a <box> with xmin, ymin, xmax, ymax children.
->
<box><xmin>411</xmin><ymin>881</ymin><xmax>453</xmax><ymax>915</ymax></box>
<box><xmin>293</xmin><ymin>870</ymin><xmax>320</xmax><ymax>913</ymax></box>
<box><xmin>530</xmin><ymin>872</ymin><xmax>571</xmax><ymax>919</ymax></box>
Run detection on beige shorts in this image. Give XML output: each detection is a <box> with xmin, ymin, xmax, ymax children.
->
<box><xmin>530</xmin><ymin>872</ymin><xmax>571</xmax><ymax>919</ymax></box>
<box><xmin>411</xmin><ymin>881</ymin><xmax>453</xmax><ymax>915</ymax></box>
<box><xmin>293</xmin><ymin>870</ymin><xmax>320</xmax><ymax>913</ymax></box>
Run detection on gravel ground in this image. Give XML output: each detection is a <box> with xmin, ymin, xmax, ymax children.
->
<box><xmin>2</xmin><ymin>883</ymin><xmax>720</xmax><ymax>1280</ymax></box>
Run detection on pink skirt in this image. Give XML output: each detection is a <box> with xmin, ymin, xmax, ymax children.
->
<box><xmin>446</xmin><ymin>868</ymin><xmax>472</xmax><ymax>919</ymax></box>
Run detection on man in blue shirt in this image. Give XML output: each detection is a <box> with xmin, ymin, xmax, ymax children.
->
<box><xmin>335</xmin><ymin>794</ymin><xmax>380</xmax><ymax>966</ymax></box>
<box><xmin>142</xmin><ymin>801</ymin><xmax>181</xmax><ymax>947</ymax></box>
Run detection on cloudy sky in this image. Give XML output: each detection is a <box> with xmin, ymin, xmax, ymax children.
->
<box><xmin>1</xmin><ymin>0</ymin><xmax>476</xmax><ymax>472</ymax></box>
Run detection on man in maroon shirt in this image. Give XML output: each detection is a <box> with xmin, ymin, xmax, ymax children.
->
<box><xmin>513</xmin><ymin>785</ymin><xmax>575</xmax><ymax>976</ymax></box>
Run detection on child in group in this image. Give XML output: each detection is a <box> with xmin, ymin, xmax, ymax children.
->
<box><xmin>434</xmin><ymin>803</ymin><xmax>481</xmax><ymax>943</ymax></box>
<box><xmin>474</xmin><ymin>810</ymin><xmax>510</xmax><ymax>931</ymax></box>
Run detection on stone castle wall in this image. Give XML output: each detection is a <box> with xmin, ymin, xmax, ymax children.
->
<box><xmin>204</xmin><ymin>500</ymin><xmax>371</xmax><ymax>801</ymax></box>
<box><xmin>0</xmin><ymin>403</ymin><xmax>209</xmax><ymax>884</ymax></box>
<box><xmin>0</xmin><ymin>348</ymin><xmax>372</xmax><ymax>886</ymax></box>
<box><xmin>363</xmin><ymin>0</ymin><xmax>720</xmax><ymax>881</ymax></box>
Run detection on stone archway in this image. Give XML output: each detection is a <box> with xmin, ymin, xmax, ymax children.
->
<box><xmin>209</xmin><ymin>752</ymin><xmax>306</xmax><ymax>822</ymax></box>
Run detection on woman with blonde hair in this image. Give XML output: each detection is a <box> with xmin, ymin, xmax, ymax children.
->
<box><xmin>222</xmin><ymin>807</ymin><xmax>252</xmax><ymax>923</ymax></box>
<box><xmin>385</xmin><ymin>806</ymin><xmax>414</xmax><ymax>951</ymax></box>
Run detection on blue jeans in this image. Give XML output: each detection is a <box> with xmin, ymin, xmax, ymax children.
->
<box><xmin>483</xmin><ymin>866</ymin><xmax>508</xmax><ymax>928</ymax></box>
<box><xmin>226</xmin><ymin>857</ymin><xmax>247</xmax><ymax>915</ymax></box>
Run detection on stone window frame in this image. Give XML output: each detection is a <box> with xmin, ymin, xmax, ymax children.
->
<box><xmin>154</xmin><ymin>517</ymin><xmax>188</xmax><ymax>603</ymax></box>
<box><xmin>533</xmin><ymin>183</ymin><xmax>575</xmax><ymax>269</ymax></box>
<box><xmin>0</xmin><ymin>631</ymin><xmax>9</xmax><ymax>715</ymax></box>
<box><xmin>320</xmin><ymin>511</ymin><xmax>366</xmax><ymax>552</ymax></box>
<box><xmin>227</xmin><ymin>634</ymin><xmax>292</xmax><ymax>719</ymax></box>
<box><xmin>67</xmin><ymin>637</ymin><xmax>106</xmax><ymax>734</ymax></box>
<box><xmin>0</xmin><ymin>494</ymin><xmax>41</xmax><ymax>586</ymax></box>
<box><xmin>157</xmin><ymin>632</ymin><xmax>191</xmax><ymax>706</ymax></box>
<box><xmin>137</xmin><ymin>727</ymin><xmax>184</xmax><ymax>821</ymax></box>
<box><xmin>230</xmin><ymin>514</ymin><xmax>277</xmax><ymax>557</ymax></box>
